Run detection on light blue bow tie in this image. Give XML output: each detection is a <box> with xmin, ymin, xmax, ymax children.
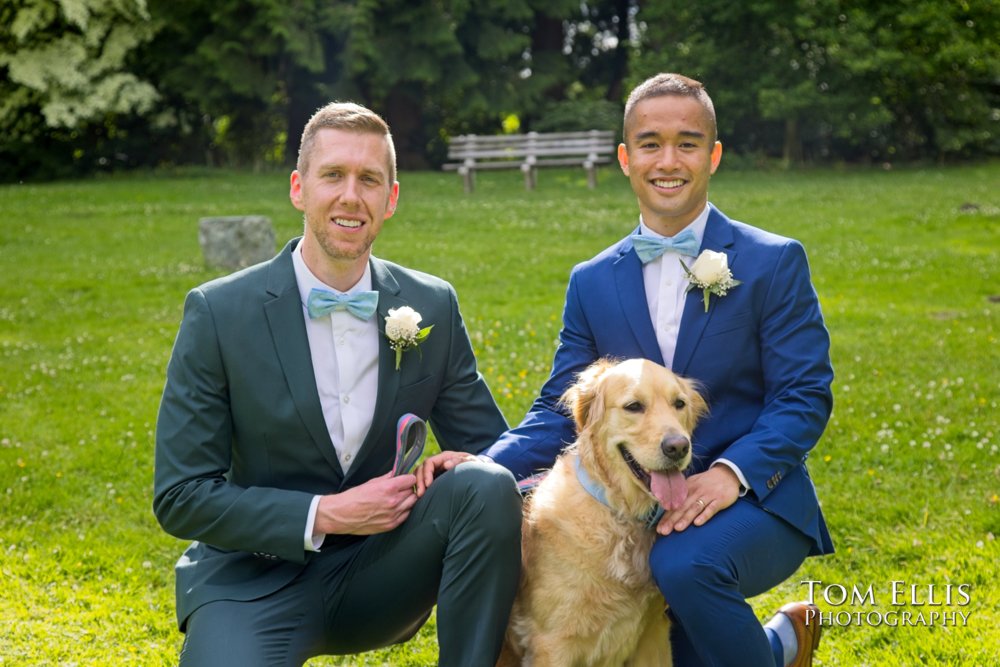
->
<box><xmin>306</xmin><ymin>288</ymin><xmax>379</xmax><ymax>321</ymax></box>
<box><xmin>630</xmin><ymin>228</ymin><xmax>700</xmax><ymax>263</ymax></box>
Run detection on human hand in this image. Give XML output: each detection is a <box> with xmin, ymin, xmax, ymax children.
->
<box><xmin>314</xmin><ymin>472</ymin><xmax>419</xmax><ymax>536</ymax></box>
<box><xmin>656</xmin><ymin>465</ymin><xmax>741</xmax><ymax>536</ymax></box>
<box><xmin>414</xmin><ymin>451</ymin><xmax>478</xmax><ymax>496</ymax></box>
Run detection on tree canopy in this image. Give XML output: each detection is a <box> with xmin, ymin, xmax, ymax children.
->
<box><xmin>1</xmin><ymin>0</ymin><xmax>997</xmax><ymax>180</ymax></box>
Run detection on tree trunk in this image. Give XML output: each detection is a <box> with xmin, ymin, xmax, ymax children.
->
<box><xmin>783</xmin><ymin>116</ymin><xmax>803</xmax><ymax>165</ymax></box>
<box><xmin>531</xmin><ymin>12</ymin><xmax>566</xmax><ymax>102</ymax></box>
<box><xmin>605</xmin><ymin>0</ymin><xmax>631</xmax><ymax>102</ymax></box>
<box><xmin>383</xmin><ymin>86</ymin><xmax>428</xmax><ymax>171</ymax></box>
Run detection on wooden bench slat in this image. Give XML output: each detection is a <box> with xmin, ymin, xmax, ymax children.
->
<box><xmin>447</xmin><ymin>147</ymin><xmax>608</xmax><ymax>160</ymax></box>
<box><xmin>449</xmin><ymin>139</ymin><xmax>611</xmax><ymax>150</ymax></box>
<box><xmin>443</xmin><ymin>130</ymin><xmax>617</xmax><ymax>192</ymax></box>
<box><xmin>450</xmin><ymin>130</ymin><xmax>613</xmax><ymax>140</ymax></box>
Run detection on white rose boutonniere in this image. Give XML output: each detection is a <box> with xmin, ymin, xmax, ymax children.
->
<box><xmin>680</xmin><ymin>250</ymin><xmax>742</xmax><ymax>312</ymax></box>
<box><xmin>385</xmin><ymin>306</ymin><xmax>433</xmax><ymax>370</ymax></box>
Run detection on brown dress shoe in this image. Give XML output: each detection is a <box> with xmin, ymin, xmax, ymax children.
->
<box><xmin>777</xmin><ymin>601</ymin><xmax>821</xmax><ymax>667</ymax></box>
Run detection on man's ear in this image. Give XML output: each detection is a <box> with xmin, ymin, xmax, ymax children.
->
<box><xmin>384</xmin><ymin>181</ymin><xmax>400</xmax><ymax>219</ymax></box>
<box><xmin>710</xmin><ymin>141</ymin><xmax>723</xmax><ymax>175</ymax></box>
<box><xmin>617</xmin><ymin>143</ymin><xmax>630</xmax><ymax>176</ymax></box>
<box><xmin>290</xmin><ymin>170</ymin><xmax>304</xmax><ymax>211</ymax></box>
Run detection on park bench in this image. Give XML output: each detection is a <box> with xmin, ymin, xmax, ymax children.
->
<box><xmin>442</xmin><ymin>130</ymin><xmax>616</xmax><ymax>193</ymax></box>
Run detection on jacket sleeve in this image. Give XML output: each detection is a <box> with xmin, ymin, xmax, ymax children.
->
<box><xmin>482</xmin><ymin>270</ymin><xmax>598</xmax><ymax>478</ymax></box>
<box><xmin>152</xmin><ymin>288</ymin><xmax>314</xmax><ymax>563</ymax></box>
<box><xmin>719</xmin><ymin>240</ymin><xmax>834</xmax><ymax>501</ymax></box>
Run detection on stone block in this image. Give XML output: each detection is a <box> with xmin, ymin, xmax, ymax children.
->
<box><xmin>198</xmin><ymin>216</ymin><xmax>275</xmax><ymax>270</ymax></box>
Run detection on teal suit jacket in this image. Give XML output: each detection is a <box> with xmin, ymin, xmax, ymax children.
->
<box><xmin>154</xmin><ymin>238</ymin><xmax>508</xmax><ymax>628</ymax></box>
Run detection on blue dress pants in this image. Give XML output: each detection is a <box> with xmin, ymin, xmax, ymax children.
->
<box><xmin>650</xmin><ymin>498</ymin><xmax>813</xmax><ymax>667</ymax></box>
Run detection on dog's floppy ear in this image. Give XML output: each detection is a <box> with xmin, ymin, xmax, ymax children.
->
<box><xmin>561</xmin><ymin>358</ymin><xmax>617</xmax><ymax>431</ymax></box>
<box><xmin>679</xmin><ymin>376</ymin><xmax>709</xmax><ymax>430</ymax></box>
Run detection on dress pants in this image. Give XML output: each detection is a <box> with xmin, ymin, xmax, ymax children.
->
<box><xmin>650</xmin><ymin>498</ymin><xmax>813</xmax><ymax>667</ymax></box>
<box><xmin>178</xmin><ymin>461</ymin><xmax>522</xmax><ymax>667</ymax></box>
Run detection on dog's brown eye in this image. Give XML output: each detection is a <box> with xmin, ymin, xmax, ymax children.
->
<box><xmin>623</xmin><ymin>401</ymin><xmax>645</xmax><ymax>413</ymax></box>
<box><xmin>673</xmin><ymin>398</ymin><xmax>687</xmax><ymax>410</ymax></box>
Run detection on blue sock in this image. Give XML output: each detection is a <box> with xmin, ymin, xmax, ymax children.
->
<box><xmin>763</xmin><ymin>614</ymin><xmax>798</xmax><ymax>666</ymax></box>
<box><xmin>764</xmin><ymin>626</ymin><xmax>785</xmax><ymax>666</ymax></box>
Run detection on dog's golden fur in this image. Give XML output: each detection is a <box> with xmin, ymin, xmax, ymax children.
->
<box><xmin>498</xmin><ymin>358</ymin><xmax>707</xmax><ymax>667</ymax></box>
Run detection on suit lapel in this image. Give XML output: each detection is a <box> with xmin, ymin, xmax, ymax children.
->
<box><xmin>673</xmin><ymin>205</ymin><xmax>737</xmax><ymax>375</ymax></box>
<box><xmin>263</xmin><ymin>240</ymin><xmax>345</xmax><ymax>478</ymax></box>
<box><xmin>613</xmin><ymin>237</ymin><xmax>665</xmax><ymax>364</ymax></box>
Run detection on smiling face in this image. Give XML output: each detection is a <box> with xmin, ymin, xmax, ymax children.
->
<box><xmin>290</xmin><ymin>128</ymin><xmax>399</xmax><ymax>289</ymax></box>
<box><xmin>618</xmin><ymin>94</ymin><xmax>723</xmax><ymax>237</ymax></box>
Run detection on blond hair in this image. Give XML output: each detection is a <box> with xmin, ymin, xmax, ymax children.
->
<box><xmin>296</xmin><ymin>102</ymin><xmax>397</xmax><ymax>181</ymax></box>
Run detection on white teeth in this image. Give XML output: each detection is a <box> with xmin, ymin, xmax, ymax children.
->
<box><xmin>653</xmin><ymin>179</ymin><xmax>684</xmax><ymax>188</ymax></box>
<box><xmin>334</xmin><ymin>218</ymin><xmax>362</xmax><ymax>228</ymax></box>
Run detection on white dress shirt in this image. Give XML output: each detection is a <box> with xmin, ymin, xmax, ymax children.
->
<box><xmin>638</xmin><ymin>206</ymin><xmax>710</xmax><ymax>370</ymax></box>
<box><xmin>636</xmin><ymin>205</ymin><xmax>750</xmax><ymax>494</ymax></box>
<box><xmin>292</xmin><ymin>244</ymin><xmax>380</xmax><ymax>550</ymax></box>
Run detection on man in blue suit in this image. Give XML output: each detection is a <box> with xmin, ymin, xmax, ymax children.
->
<box><xmin>484</xmin><ymin>73</ymin><xmax>834</xmax><ymax>666</ymax></box>
<box><xmin>155</xmin><ymin>102</ymin><xmax>521</xmax><ymax>666</ymax></box>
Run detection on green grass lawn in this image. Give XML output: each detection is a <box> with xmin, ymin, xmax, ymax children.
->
<box><xmin>1</xmin><ymin>162</ymin><xmax>997</xmax><ymax>665</ymax></box>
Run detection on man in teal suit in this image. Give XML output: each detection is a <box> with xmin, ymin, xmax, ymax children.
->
<box><xmin>484</xmin><ymin>74</ymin><xmax>834</xmax><ymax>667</ymax></box>
<box><xmin>154</xmin><ymin>102</ymin><xmax>521</xmax><ymax>666</ymax></box>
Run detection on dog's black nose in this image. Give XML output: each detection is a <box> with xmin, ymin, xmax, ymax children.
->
<box><xmin>661</xmin><ymin>434</ymin><xmax>691</xmax><ymax>461</ymax></box>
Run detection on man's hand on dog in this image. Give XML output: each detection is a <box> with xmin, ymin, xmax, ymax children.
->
<box><xmin>657</xmin><ymin>466</ymin><xmax>741</xmax><ymax>536</ymax></box>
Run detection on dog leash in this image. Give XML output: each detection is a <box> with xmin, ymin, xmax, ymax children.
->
<box><xmin>516</xmin><ymin>472</ymin><xmax>548</xmax><ymax>495</ymax></box>
<box><xmin>393</xmin><ymin>413</ymin><xmax>426</xmax><ymax>476</ymax></box>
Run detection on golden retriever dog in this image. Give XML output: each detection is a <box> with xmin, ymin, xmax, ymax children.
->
<box><xmin>498</xmin><ymin>358</ymin><xmax>707</xmax><ymax>667</ymax></box>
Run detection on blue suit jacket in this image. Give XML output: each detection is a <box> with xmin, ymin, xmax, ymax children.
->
<box><xmin>484</xmin><ymin>204</ymin><xmax>834</xmax><ymax>556</ymax></box>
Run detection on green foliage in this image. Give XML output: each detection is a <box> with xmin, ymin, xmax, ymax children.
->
<box><xmin>1</xmin><ymin>164</ymin><xmax>998</xmax><ymax>664</ymax></box>
<box><xmin>331</xmin><ymin>0</ymin><xmax>537</xmax><ymax>166</ymax></box>
<box><xmin>4</xmin><ymin>0</ymin><xmax>999</xmax><ymax>179</ymax></box>
<box><xmin>0</xmin><ymin>0</ymin><xmax>161</xmax><ymax>180</ymax></box>
<box><xmin>0</xmin><ymin>0</ymin><xmax>159</xmax><ymax>127</ymax></box>
<box><xmin>137</xmin><ymin>0</ymin><xmax>335</xmax><ymax>169</ymax></box>
<box><xmin>529</xmin><ymin>98</ymin><xmax>623</xmax><ymax>136</ymax></box>
<box><xmin>632</xmin><ymin>0</ymin><xmax>1000</xmax><ymax>163</ymax></box>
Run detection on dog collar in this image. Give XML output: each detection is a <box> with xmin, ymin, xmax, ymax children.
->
<box><xmin>573</xmin><ymin>456</ymin><xmax>663</xmax><ymax>529</ymax></box>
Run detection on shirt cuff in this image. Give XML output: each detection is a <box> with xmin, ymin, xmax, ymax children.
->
<box><xmin>304</xmin><ymin>495</ymin><xmax>324</xmax><ymax>552</ymax></box>
<box><xmin>713</xmin><ymin>459</ymin><xmax>750</xmax><ymax>497</ymax></box>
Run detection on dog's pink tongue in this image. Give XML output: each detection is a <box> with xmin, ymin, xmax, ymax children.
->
<box><xmin>650</xmin><ymin>470</ymin><xmax>687</xmax><ymax>511</ymax></box>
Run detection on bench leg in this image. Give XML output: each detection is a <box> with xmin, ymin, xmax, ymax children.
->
<box><xmin>523</xmin><ymin>167</ymin><xmax>536</xmax><ymax>191</ymax></box>
<box><xmin>586</xmin><ymin>164</ymin><xmax>597</xmax><ymax>189</ymax></box>
<box><xmin>461</xmin><ymin>168</ymin><xmax>474</xmax><ymax>194</ymax></box>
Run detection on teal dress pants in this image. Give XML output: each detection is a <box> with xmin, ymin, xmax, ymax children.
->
<box><xmin>178</xmin><ymin>462</ymin><xmax>522</xmax><ymax>667</ymax></box>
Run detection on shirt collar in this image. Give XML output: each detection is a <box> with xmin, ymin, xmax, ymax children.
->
<box><xmin>292</xmin><ymin>240</ymin><xmax>373</xmax><ymax>307</ymax></box>
<box><xmin>637</xmin><ymin>203</ymin><xmax>711</xmax><ymax>245</ymax></box>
